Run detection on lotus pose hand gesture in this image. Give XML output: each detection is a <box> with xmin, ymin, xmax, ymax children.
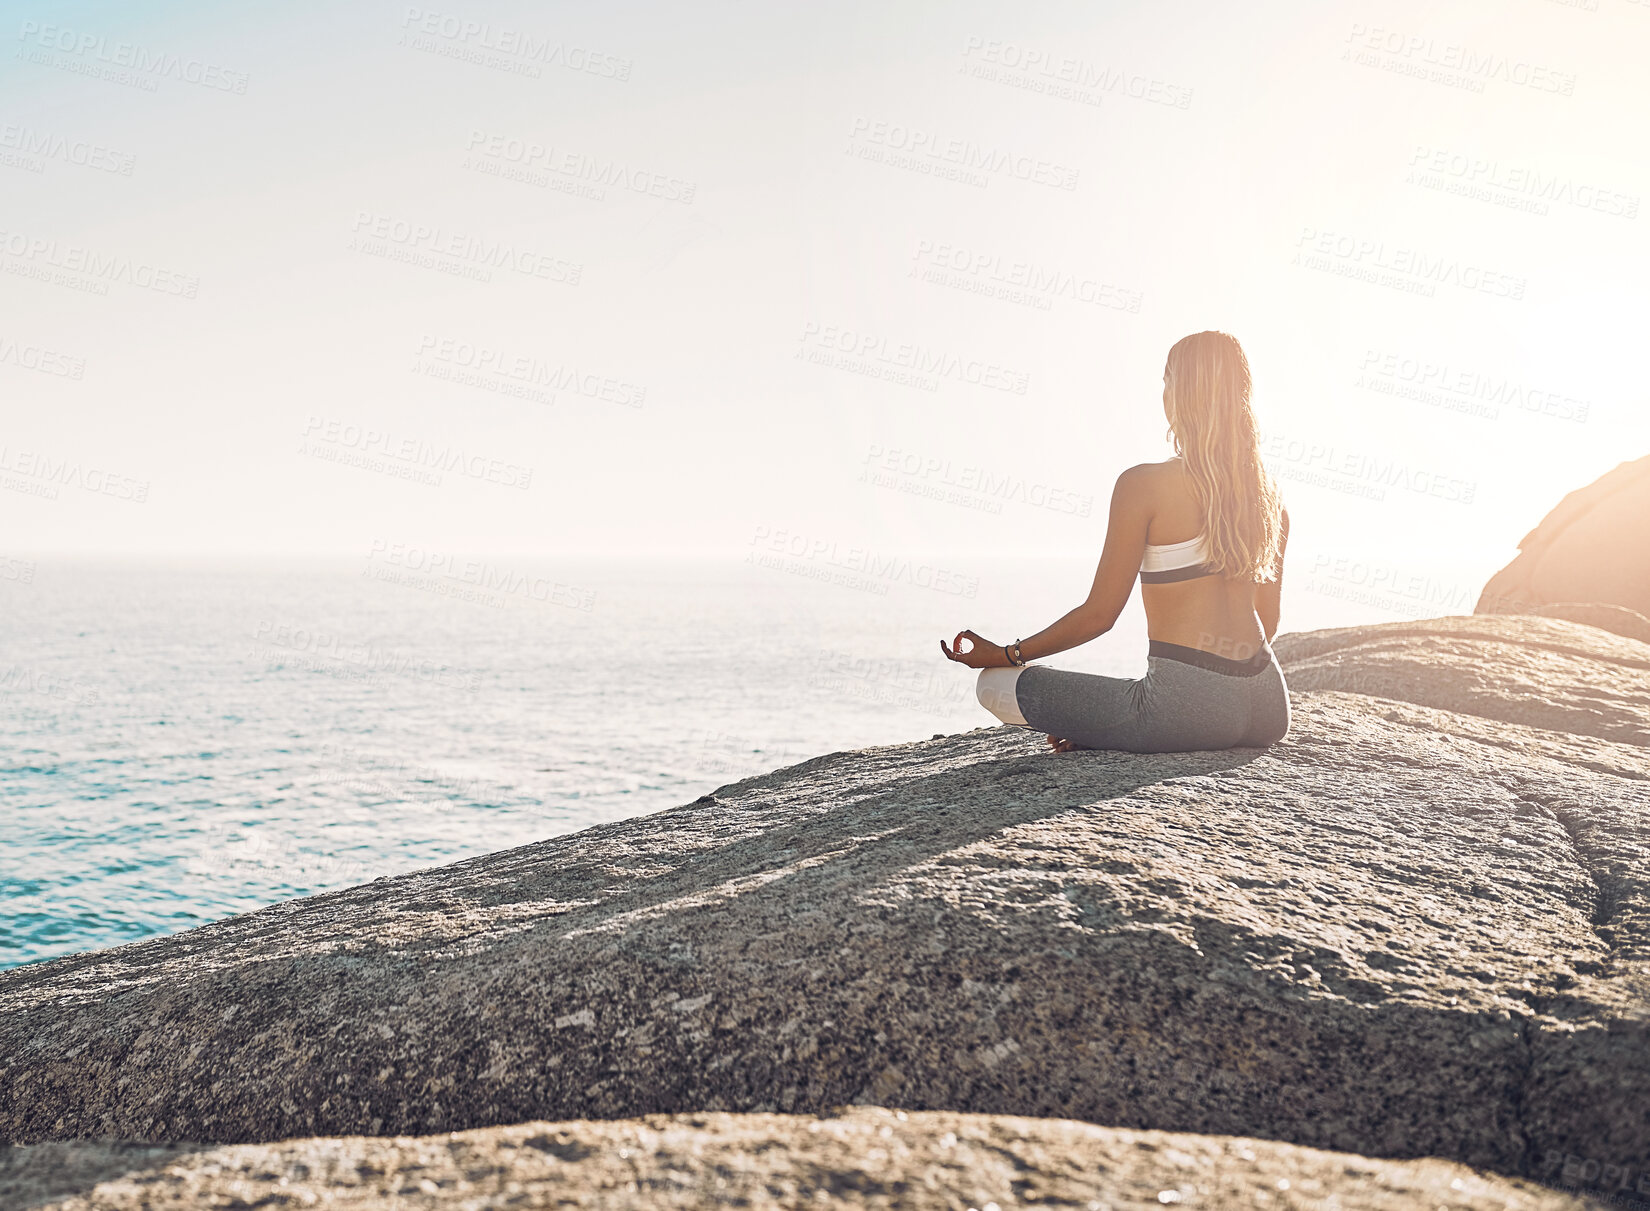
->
<box><xmin>939</xmin><ymin>630</ymin><xmax>1014</xmax><ymax>669</ymax></box>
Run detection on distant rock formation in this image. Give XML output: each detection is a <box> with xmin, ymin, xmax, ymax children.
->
<box><xmin>1478</xmin><ymin>453</ymin><xmax>1650</xmax><ymax>627</ymax></box>
<box><xmin>1</xmin><ymin>613</ymin><xmax>1647</xmax><ymax>1208</ymax></box>
<box><xmin>0</xmin><ymin>1107</ymin><xmax>1611</xmax><ymax>1210</ymax></box>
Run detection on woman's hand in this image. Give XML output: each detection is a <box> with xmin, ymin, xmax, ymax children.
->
<box><xmin>940</xmin><ymin>630</ymin><xmax>1012</xmax><ymax>669</ymax></box>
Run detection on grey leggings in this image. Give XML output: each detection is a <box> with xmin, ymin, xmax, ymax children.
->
<box><xmin>976</xmin><ymin>639</ymin><xmax>1291</xmax><ymax>753</ymax></box>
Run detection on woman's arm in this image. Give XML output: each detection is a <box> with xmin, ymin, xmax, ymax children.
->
<box><xmin>1256</xmin><ymin>505</ymin><xmax>1289</xmax><ymax>641</ymax></box>
<box><xmin>1016</xmin><ymin>466</ymin><xmax>1153</xmax><ymax>662</ymax></box>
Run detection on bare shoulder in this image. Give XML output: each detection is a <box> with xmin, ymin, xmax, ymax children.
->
<box><xmin>1115</xmin><ymin>458</ymin><xmax>1180</xmax><ymax>500</ymax></box>
<box><xmin>1104</xmin><ymin>462</ymin><xmax>1177</xmax><ymax>533</ymax></box>
<box><xmin>1120</xmin><ymin>458</ymin><xmax>1177</xmax><ymax>484</ymax></box>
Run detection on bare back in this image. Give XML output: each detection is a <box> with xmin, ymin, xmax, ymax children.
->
<box><xmin>1138</xmin><ymin>459</ymin><xmax>1284</xmax><ymax>660</ymax></box>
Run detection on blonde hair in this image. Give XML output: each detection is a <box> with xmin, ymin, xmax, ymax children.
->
<box><xmin>1163</xmin><ymin>331</ymin><xmax>1284</xmax><ymax>582</ymax></box>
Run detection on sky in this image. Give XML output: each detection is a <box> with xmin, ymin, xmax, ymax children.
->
<box><xmin>2</xmin><ymin>0</ymin><xmax>1646</xmax><ymax>629</ymax></box>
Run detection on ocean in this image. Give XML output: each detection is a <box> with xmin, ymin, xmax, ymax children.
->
<box><xmin>0</xmin><ymin>554</ymin><xmax>1151</xmax><ymax>970</ymax></box>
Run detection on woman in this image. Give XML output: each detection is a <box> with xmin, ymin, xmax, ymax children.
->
<box><xmin>940</xmin><ymin>330</ymin><xmax>1291</xmax><ymax>753</ymax></box>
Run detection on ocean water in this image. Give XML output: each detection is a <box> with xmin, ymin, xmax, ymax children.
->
<box><xmin>0</xmin><ymin>554</ymin><xmax>1148</xmax><ymax>970</ymax></box>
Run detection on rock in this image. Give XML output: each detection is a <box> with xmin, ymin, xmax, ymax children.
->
<box><xmin>1477</xmin><ymin>453</ymin><xmax>1650</xmax><ymax>620</ymax></box>
<box><xmin>1273</xmin><ymin>613</ymin><xmax>1650</xmax><ymax>745</ymax></box>
<box><xmin>0</xmin><ymin>1106</ymin><xmax>1614</xmax><ymax>1210</ymax></box>
<box><xmin>0</xmin><ymin>615</ymin><xmax>1646</xmax><ymax>1204</ymax></box>
<box><xmin>1531</xmin><ymin>602</ymin><xmax>1650</xmax><ymax>647</ymax></box>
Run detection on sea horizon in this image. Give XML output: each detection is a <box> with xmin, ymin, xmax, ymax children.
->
<box><xmin>0</xmin><ymin>548</ymin><xmax>1510</xmax><ymax>971</ymax></box>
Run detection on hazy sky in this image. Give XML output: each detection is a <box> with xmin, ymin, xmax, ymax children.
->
<box><xmin>3</xmin><ymin>0</ymin><xmax>1645</xmax><ymax>608</ymax></box>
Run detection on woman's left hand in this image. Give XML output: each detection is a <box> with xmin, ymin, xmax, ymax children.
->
<box><xmin>940</xmin><ymin>630</ymin><xmax>1012</xmax><ymax>668</ymax></box>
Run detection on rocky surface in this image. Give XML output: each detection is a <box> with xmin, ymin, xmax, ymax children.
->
<box><xmin>0</xmin><ymin>1106</ymin><xmax>1614</xmax><ymax>1210</ymax></box>
<box><xmin>1274</xmin><ymin>612</ymin><xmax>1650</xmax><ymax>745</ymax></box>
<box><xmin>1529</xmin><ymin>602</ymin><xmax>1650</xmax><ymax>647</ymax></box>
<box><xmin>1477</xmin><ymin>452</ymin><xmax>1650</xmax><ymax>619</ymax></box>
<box><xmin>0</xmin><ymin>613</ymin><xmax>1646</xmax><ymax>1206</ymax></box>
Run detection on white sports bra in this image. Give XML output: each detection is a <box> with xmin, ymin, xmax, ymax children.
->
<box><xmin>1139</xmin><ymin>532</ymin><xmax>1220</xmax><ymax>583</ymax></box>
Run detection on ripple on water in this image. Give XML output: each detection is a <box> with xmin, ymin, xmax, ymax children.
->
<box><xmin>0</xmin><ymin>557</ymin><xmax>1141</xmax><ymax>969</ymax></box>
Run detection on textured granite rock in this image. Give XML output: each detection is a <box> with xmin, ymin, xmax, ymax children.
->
<box><xmin>0</xmin><ymin>1107</ymin><xmax>1613</xmax><ymax>1210</ymax></box>
<box><xmin>1477</xmin><ymin>452</ymin><xmax>1650</xmax><ymax>619</ymax></box>
<box><xmin>1274</xmin><ymin>613</ymin><xmax>1650</xmax><ymax>745</ymax></box>
<box><xmin>1531</xmin><ymin>602</ymin><xmax>1650</xmax><ymax>647</ymax></box>
<box><xmin>0</xmin><ymin>615</ymin><xmax>1646</xmax><ymax>1204</ymax></box>
<box><xmin>1269</xmin><ymin>614</ymin><xmax>1650</xmax><ymax>1203</ymax></box>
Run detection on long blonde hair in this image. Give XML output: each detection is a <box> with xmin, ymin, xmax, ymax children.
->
<box><xmin>1163</xmin><ymin>331</ymin><xmax>1284</xmax><ymax>582</ymax></box>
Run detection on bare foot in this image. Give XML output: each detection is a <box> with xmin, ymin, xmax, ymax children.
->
<box><xmin>1047</xmin><ymin>735</ymin><xmax>1090</xmax><ymax>753</ymax></box>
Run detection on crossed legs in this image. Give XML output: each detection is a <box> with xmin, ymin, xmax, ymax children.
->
<box><xmin>975</xmin><ymin>666</ymin><xmax>1092</xmax><ymax>751</ymax></box>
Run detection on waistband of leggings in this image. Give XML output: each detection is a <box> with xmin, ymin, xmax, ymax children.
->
<box><xmin>1147</xmin><ymin>638</ymin><xmax>1274</xmax><ymax>677</ymax></box>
